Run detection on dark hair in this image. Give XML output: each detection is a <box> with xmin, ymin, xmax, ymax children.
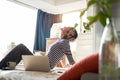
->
<box><xmin>67</xmin><ymin>28</ymin><xmax>78</xmax><ymax>40</ymax></box>
<box><xmin>72</xmin><ymin>28</ymin><xmax>78</xmax><ymax>39</ymax></box>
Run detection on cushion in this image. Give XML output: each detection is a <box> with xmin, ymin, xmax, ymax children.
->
<box><xmin>57</xmin><ymin>52</ymin><xmax>98</xmax><ymax>80</ymax></box>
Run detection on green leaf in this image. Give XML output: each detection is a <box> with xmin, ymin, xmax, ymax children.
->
<box><xmin>106</xmin><ymin>10</ymin><xmax>112</xmax><ymax>18</ymax></box>
<box><xmin>80</xmin><ymin>9</ymin><xmax>87</xmax><ymax>18</ymax></box>
<box><xmin>87</xmin><ymin>16</ymin><xmax>97</xmax><ymax>22</ymax></box>
<box><xmin>99</xmin><ymin>12</ymin><xmax>107</xmax><ymax>27</ymax></box>
<box><xmin>83</xmin><ymin>22</ymin><xmax>91</xmax><ymax>30</ymax></box>
<box><xmin>82</xmin><ymin>14</ymin><xmax>99</xmax><ymax>30</ymax></box>
<box><xmin>87</xmin><ymin>0</ymin><xmax>97</xmax><ymax>7</ymax></box>
<box><xmin>80</xmin><ymin>0</ymin><xmax>97</xmax><ymax>18</ymax></box>
<box><xmin>87</xmin><ymin>16</ymin><xmax>94</xmax><ymax>21</ymax></box>
<box><xmin>80</xmin><ymin>0</ymin><xmax>118</xmax><ymax>31</ymax></box>
<box><xmin>73</xmin><ymin>23</ymin><xmax>78</xmax><ymax>31</ymax></box>
<box><xmin>87</xmin><ymin>14</ymin><xmax>99</xmax><ymax>25</ymax></box>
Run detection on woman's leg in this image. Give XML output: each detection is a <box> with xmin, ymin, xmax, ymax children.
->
<box><xmin>0</xmin><ymin>44</ymin><xmax>33</xmax><ymax>69</ymax></box>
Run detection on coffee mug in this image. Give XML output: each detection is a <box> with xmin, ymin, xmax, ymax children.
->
<box><xmin>7</xmin><ymin>61</ymin><xmax>16</xmax><ymax>70</ymax></box>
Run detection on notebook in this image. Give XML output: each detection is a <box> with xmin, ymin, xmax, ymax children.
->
<box><xmin>22</xmin><ymin>55</ymin><xmax>51</xmax><ymax>72</ymax></box>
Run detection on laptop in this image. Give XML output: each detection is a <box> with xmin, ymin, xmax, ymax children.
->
<box><xmin>22</xmin><ymin>55</ymin><xmax>51</xmax><ymax>72</ymax></box>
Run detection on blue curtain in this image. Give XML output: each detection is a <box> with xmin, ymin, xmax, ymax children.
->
<box><xmin>33</xmin><ymin>9</ymin><xmax>62</xmax><ymax>52</ymax></box>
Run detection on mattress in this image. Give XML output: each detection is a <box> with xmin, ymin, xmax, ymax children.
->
<box><xmin>0</xmin><ymin>65</ymin><xmax>67</xmax><ymax>80</ymax></box>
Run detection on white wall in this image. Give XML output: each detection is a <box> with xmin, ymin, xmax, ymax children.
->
<box><xmin>76</xmin><ymin>32</ymin><xmax>93</xmax><ymax>61</ymax></box>
<box><xmin>75</xmin><ymin>4</ymin><xmax>94</xmax><ymax>61</ymax></box>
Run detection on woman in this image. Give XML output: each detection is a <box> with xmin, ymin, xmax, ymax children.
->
<box><xmin>0</xmin><ymin>27</ymin><xmax>78</xmax><ymax>70</ymax></box>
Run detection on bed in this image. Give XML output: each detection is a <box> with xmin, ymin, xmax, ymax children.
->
<box><xmin>0</xmin><ymin>65</ymin><xmax>67</xmax><ymax>80</ymax></box>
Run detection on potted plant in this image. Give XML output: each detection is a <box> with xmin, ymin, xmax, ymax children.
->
<box><xmin>80</xmin><ymin>0</ymin><xmax>119</xmax><ymax>80</ymax></box>
<box><xmin>80</xmin><ymin>0</ymin><xmax>117</xmax><ymax>30</ymax></box>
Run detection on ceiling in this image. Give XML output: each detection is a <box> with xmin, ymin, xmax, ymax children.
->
<box><xmin>8</xmin><ymin>0</ymin><xmax>87</xmax><ymax>14</ymax></box>
<box><xmin>44</xmin><ymin>0</ymin><xmax>81</xmax><ymax>5</ymax></box>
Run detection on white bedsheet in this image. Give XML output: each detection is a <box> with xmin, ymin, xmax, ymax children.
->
<box><xmin>0</xmin><ymin>66</ymin><xmax>68</xmax><ymax>80</ymax></box>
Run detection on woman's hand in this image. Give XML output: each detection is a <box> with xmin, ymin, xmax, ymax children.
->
<box><xmin>40</xmin><ymin>51</ymin><xmax>46</xmax><ymax>56</ymax></box>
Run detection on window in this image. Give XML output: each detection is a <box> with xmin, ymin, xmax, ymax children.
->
<box><xmin>62</xmin><ymin>11</ymin><xmax>80</xmax><ymax>33</ymax></box>
<box><xmin>0</xmin><ymin>0</ymin><xmax>37</xmax><ymax>55</ymax></box>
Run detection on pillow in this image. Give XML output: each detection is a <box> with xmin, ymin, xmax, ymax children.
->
<box><xmin>57</xmin><ymin>52</ymin><xmax>98</xmax><ymax>80</ymax></box>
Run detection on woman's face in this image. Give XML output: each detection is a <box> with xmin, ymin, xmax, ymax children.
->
<box><xmin>61</xmin><ymin>27</ymin><xmax>77</xmax><ymax>42</ymax></box>
<box><xmin>61</xmin><ymin>27</ymin><xmax>71</xmax><ymax>38</ymax></box>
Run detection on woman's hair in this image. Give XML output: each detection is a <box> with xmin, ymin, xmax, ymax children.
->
<box><xmin>61</xmin><ymin>27</ymin><xmax>78</xmax><ymax>41</ymax></box>
<box><xmin>67</xmin><ymin>27</ymin><xmax>78</xmax><ymax>41</ymax></box>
